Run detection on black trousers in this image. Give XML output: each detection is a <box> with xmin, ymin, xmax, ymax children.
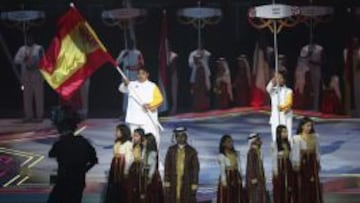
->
<box><xmin>47</xmin><ymin>180</ymin><xmax>85</xmax><ymax>203</ymax></box>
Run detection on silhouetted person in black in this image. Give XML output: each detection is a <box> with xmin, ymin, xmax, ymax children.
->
<box><xmin>47</xmin><ymin>106</ymin><xmax>98</xmax><ymax>203</ymax></box>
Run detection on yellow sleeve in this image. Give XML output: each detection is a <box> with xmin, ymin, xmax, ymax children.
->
<box><xmin>279</xmin><ymin>91</ymin><xmax>293</xmax><ymax>112</ymax></box>
<box><xmin>149</xmin><ymin>85</ymin><xmax>164</xmax><ymax>110</ymax></box>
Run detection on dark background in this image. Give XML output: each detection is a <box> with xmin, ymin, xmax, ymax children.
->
<box><xmin>0</xmin><ymin>0</ymin><xmax>359</xmax><ymax>118</ymax></box>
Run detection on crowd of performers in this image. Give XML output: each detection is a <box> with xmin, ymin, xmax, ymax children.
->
<box><xmin>45</xmin><ymin>63</ymin><xmax>323</xmax><ymax>203</ymax></box>
<box><xmin>110</xmin><ymin>65</ymin><xmax>321</xmax><ymax>203</ymax></box>
<box><xmin>101</xmin><ymin>120</ymin><xmax>321</xmax><ymax>203</ymax></box>
<box><xmin>14</xmin><ymin>33</ymin><xmax>360</xmax><ymax>123</ymax></box>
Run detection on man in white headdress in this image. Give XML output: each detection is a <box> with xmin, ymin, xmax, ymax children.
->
<box><xmin>246</xmin><ymin>133</ymin><xmax>266</xmax><ymax>203</ymax></box>
<box><xmin>300</xmin><ymin>44</ymin><xmax>324</xmax><ymax>111</ymax></box>
<box><xmin>344</xmin><ymin>37</ymin><xmax>360</xmax><ymax>117</ymax></box>
<box><xmin>188</xmin><ymin>48</ymin><xmax>211</xmax><ymax>111</ymax></box>
<box><xmin>188</xmin><ymin>48</ymin><xmax>211</xmax><ymax>92</ymax></box>
<box><xmin>214</xmin><ymin>57</ymin><xmax>233</xmax><ymax>109</ymax></box>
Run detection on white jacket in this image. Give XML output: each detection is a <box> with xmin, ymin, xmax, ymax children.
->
<box><xmin>119</xmin><ymin>80</ymin><xmax>163</xmax><ymax>125</ymax></box>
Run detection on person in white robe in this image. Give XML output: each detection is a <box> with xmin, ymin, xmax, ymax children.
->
<box><xmin>118</xmin><ymin>67</ymin><xmax>163</xmax><ymax>147</ymax></box>
<box><xmin>266</xmin><ymin>71</ymin><xmax>293</xmax><ymax>142</ymax></box>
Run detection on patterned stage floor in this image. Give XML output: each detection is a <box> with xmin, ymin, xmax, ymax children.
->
<box><xmin>0</xmin><ymin>108</ymin><xmax>359</xmax><ymax>202</ymax></box>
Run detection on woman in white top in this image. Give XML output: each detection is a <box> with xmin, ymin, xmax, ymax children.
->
<box><xmin>292</xmin><ymin>117</ymin><xmax>322</xmax><ymax>203</ymax></box>
<box><xmin>104</xmin><ymin>124</ymin><xmax>134</xmax><ymax>203</ymax></box>
<box><xmin>217</xmin><ymin>135</ymin><xmax>244</xmax><ymax>203</ymax></box>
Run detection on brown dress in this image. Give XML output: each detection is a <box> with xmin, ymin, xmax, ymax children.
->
<box><xmin>217</xmin><ymin>153</ymin><xmax>245</xmax><ymax>203</ymax></box>
<box><xmin>272</xmin><ymin>143</ymin><xmax>295</xmax><ymax>203</ymax></box>
<box><xmin>142</xmin><ymin>152</ymin><xmax>164</xmax><ymax>203</ymax></box>
<box><xmin>293</xmin><ymin>71</ymin><xmax>313</xmax><ymax>110</ymax></box>
<box><xmin>104</xmin><ymin>141</ymin><xmax>133</xmax><ymax>203</ymax></box>
<box><xmin>246</xmin><ymin>146</ymin><xmax>267</xmax><ymax>203</ymax></box>
<box><xmin>191</xmin><ymin>64</ymin><xmax>210</xmax><ymax>112</ymax></box>
<box><xmin>233</xmin><ymin>59</ymin><xmax>251</xmax><ymax>106</ymax></box>
<box><xmin>215</xmin><ymin>81</ymin><xmax>231</xmax><ymax>109</ymax></box>
<box><xmin>128</xmin><ymin>144</ymin><xmax>143</xmax><ymax>203</ymax></box>
<box><xmin>292</xmin><ymin>134</ymin><xmax>322</xmax><ymax>203</ymax></box>
<box><xmin>164</xmin><ymin>144</ymin><xmax>200</xmax><ymax>203</ymax></box>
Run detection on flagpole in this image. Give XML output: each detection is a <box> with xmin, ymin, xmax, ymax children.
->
<box><xmin>272</xmin><ymin>0</ymin><xmax>281</xmax><ymax>124</ymax></box>
<box><xmin>197</xmin><ymin>1</ymin><xmax>201</xmax><ymax>50</ymax></box>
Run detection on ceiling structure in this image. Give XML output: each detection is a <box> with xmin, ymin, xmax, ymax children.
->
<box><xmin>0</xmin><ymin>0</ymin><xmax>358</xmax><ymax>8</ymax></box>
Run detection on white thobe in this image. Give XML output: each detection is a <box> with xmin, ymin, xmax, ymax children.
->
<box><xmin>266</xmin><ymin>81</ymin><xmax>293</xmax><ymax>142</ymax></box>
<box><xmin>119</xmin><ymin>80</ymin><xmax>163</xmax><ymax>147</ymax></box>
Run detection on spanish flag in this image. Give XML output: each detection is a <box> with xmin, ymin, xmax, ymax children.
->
<box><xmin>39</xmin><ymin>6</ymin><xmax>116</xmax><ymax>100</ymax></box>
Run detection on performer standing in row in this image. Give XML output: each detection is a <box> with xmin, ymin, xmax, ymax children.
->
<box><xmin>214</xmin><ymin>58</ymin><xmax>233</xmax><ymax>109</ymax></box>
<box><xmin>293</xmin><ymin>55</ymin><xmax>312</xmax><ymax>110</ymax></box>
<box><xmin>188</xmin><ymin>48</ymin><xmax>211</xmax><ymax>112</ymax></box>
<box><xmin>118</xmin><ymin>67</ymin><xmax>163</xmax><ymax>146</ymax></box>
<box><xmin>164</xmin><ymin>127</ymin><xmax>200</xmax><ymax>203</ymax></box>
<box><xmin>116</xmin><ymin>40</ymin><xmax>144</xmax><ymax>82</ymax></box>
<box><xmin>266</xmin><ymin>71</ymin><xmax>293</xmax><ymax>142</ymax></box>
<box><xmin>104</xmin><ymin>124</ymin><xmax>133</xmax><ymax>203</ymax></box>
<box><xmin>272</xmin><ymin>125</ymin><xmax>295</xmax><ymax>203</ymax></box>
<box><xmin>233</xmin><ymin>55</ymin><xmax>252</xmax><ymax>107</ymax></box>
<box><xmin>168</xmin><ymin>51</ymin><xmax>179</xmax><ymax>115</ymax></box>
<box><xmin>246</xmin><ymin>133</ymin><xmax>266</xmax><ymax>203</ymax></box>
<box><xmin>140</xmin><ymin>133</ymin><xmax>164</xmax><ymax>203</ymax></box>
<box><xmin>159</xmin><ymin>50</ymin><xmax>179</xmax><ymax>115</ymax></box>
<box><xmin>217</xmin><ymin>134</ymin><xmax>245</xmax><ymax>203</ymax></box>
<box><xmin>128</xmin><ymin>128</ymin><xmax>146</xmax><ymax>203</ymax></box>
<box><xmin>292</xmin><ymin>117</ymin><xmax>322</xmax><ymax>203</ymax></box>
<box><xmin>320</xmin><ymin>74</ymin><xmax>342</xmax><ymax>114</ymax></box>
<box><xmin>117</xmin><ymin>40</ymin><xmax>145</xmax><ymax>113</ymax></box>
<box><xmin>300</xmin><ymin>44</ymin><xmax>324</xmax><ymax>111</ymax></box>
<box><xmin>344</xmin><ymin>37</ymin><xmax>360</xmax><ymax>117</ymax></box>
<box><xmin>14</xmin><ymin>34</ymin><xmax>44</xmax><ymax>122</ymax></box>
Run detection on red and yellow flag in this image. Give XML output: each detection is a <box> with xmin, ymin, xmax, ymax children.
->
<box><xmin>39</xmin><ymin>6</ymin><xmax>116</xmax><ymax>100</ymax></box>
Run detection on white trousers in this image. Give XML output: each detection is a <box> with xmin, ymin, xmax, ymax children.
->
<box><xmin>129</xmin><ymin>122</ymin><xmax>160</xmax><ymax>149</ymax></box>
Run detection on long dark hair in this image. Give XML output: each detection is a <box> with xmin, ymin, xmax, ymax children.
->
<box><xmin>219</xmin><ymin>134</ymin><xmax>236</xmax><ymax>155</ymax></box>
<box><xmin>115</xmin><ymin>124</ymin><xmax>131</xmax><ymax>143</ymax></box>
<box><xmin>276</xmin><ymin>125</ymin><xmax>291</xmax><ymax>151</ymax></box>
<box><xmin>133</xmin><ymin>128</ymin><xmax>145</xmax><ymax>148</ymax></box>
<box><xmin>145</xmin><ymin>133</ymin><xmax>158</xmax><ymax>152</ymax></box>
<box><xmin>296</xmin><ymin>117</ymin><xmax>315</xmax><ymax>135</ymax></box>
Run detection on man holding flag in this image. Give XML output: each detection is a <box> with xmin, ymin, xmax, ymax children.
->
<box><xmin>119</xmin><ymin>67</ymin><xmax>164</xmax><ymax>147</ymax></box>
